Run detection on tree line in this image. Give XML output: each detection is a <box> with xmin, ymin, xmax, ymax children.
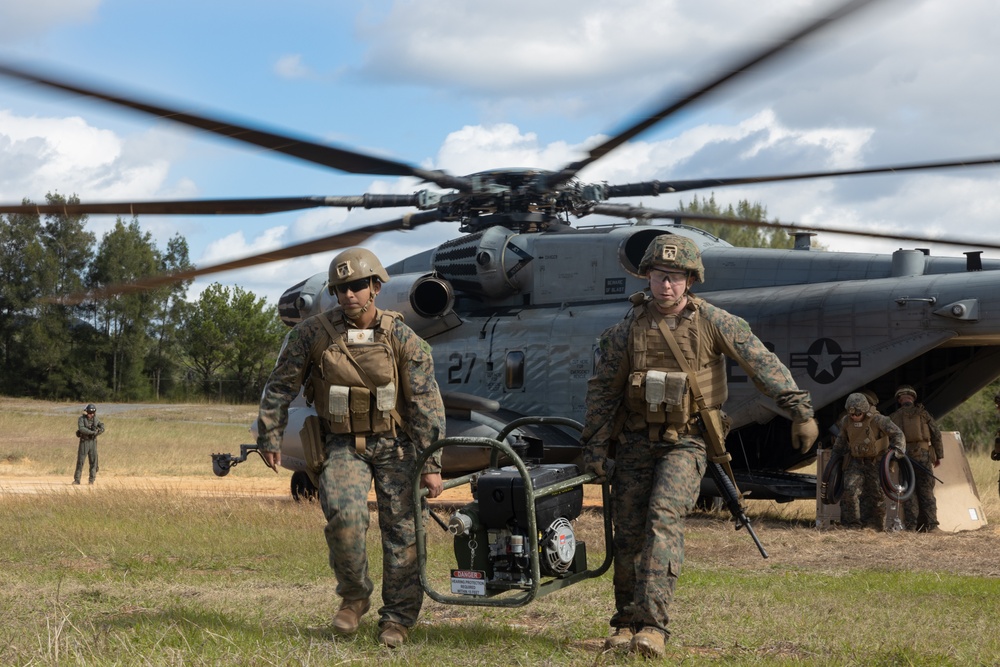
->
<box><xmin>0</xmin><ymin>194</ymin><xmax>286</xmax><ymax>403</ymax></box>
<box><xmin>3</xmin><ymin>191</ymin><xmax>998</xmax><ymax>447</ymax></box>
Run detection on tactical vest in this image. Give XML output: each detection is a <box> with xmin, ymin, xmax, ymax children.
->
<box><xmin>890</xmin><ymin>406</ymin><xmax>931</xmax><ymax>450</ymax></box>
<box><xmin>845</xmin><ymin>414</ymin><xmax>890</xmax><ymax>459</ymax></box>
<box><xmin>310</xmin><ymin>309</ymin><xmax>402</xmax><ymax>437</ymax></box>
<box><xmin>624</xmin><ymin>299</ymin><xmax>728</xmax><ymax>441</ymax></box>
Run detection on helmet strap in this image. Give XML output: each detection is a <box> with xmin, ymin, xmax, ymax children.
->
<box><xmin>344</xmin><ymin>292</ymin><xmax>376</xmax><ymax>322</ymax></box>
<box><xmin>652</xmin><ymin>291</ymin><xmax>688</xmax><ymax>314</ymax></box>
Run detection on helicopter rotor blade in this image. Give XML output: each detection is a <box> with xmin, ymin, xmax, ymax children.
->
<box><xmin>0</xmin><ymin>62</ymin><xmax>471</xmax><ymax>193</ymax></box>
<box><xmin>0</xmin><ymin>194</ymin><xmax>422</xmax><ymax>217</ymax></box>
<box><xmin>48</xmin><ymin>209</ymin><xmax>444</xmax><ymax>305</ymax></box>
<box><xmin>589</xmin><ymin>203</ymin><xmax>1000</xmax><ymax>253</ymax></box>
<box><xmin>547</xmin><ymin>0</ymin><xmax>882</xmax><ymax>189</ymax></box>
<box><xmin>605</xmin><ymin>156</ymin><xmax>1000</xmax><ymax>198</ymax></box>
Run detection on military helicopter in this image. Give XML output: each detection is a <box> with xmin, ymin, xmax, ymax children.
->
<box><xmin>3</xmin><ymin>0</ymin><xmax>1000</xmax><ymax>502</ymax></box>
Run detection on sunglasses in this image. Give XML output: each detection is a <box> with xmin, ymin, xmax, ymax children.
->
<box><xmin>848</xmin><ymin>409</ymin><xmax>865</xmax><ymax>417</ymax></box>
<box><xmin>649</xmin><ymin>269</ymin><xmax>689</xmax><ymax>285</ymax></box>
<box><xmin>334</xmin><ymin>278</ymin><xmax>371</xmax><ymax>294</ymax></box>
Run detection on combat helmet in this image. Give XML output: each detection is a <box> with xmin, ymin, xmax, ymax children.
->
<box><xmin>638</xmin><ymin>234</ymin><xmax>705</xmax><ymax>283</ymax></box>
<box><xmin>85</xmin><ymin>403</ymin><xmax>96</xmax><ymax>414</ymax></box>
<box><xmin>327</xmin><ymin>247</ymin><xmax>390</xmax><ymax>294</ymax></box>
<box><xmin>845</xmin><ymin>393</ymin><xmax>870</xmax><ymax>414</ymax></box>
<box><xmin>895</xmin><ymin>385</ymin><xmax>918</xmax><ymax>400</ymax></box>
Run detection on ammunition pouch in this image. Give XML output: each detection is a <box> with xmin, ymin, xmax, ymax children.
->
<box><xmin>626</xmin><ymin>370</ymin><xmax>691</xmax><ymax>440</ymax></box>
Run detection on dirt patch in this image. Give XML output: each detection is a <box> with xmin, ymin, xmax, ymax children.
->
<box><xmin>4</xmin><ymin>398</ymin><xmax>997</xmax><ymax>580</ymax></box>
<box><xmin>8</xmin><ymin>475</ymin><xmax>995</xmax><ymax>578</ymax></box>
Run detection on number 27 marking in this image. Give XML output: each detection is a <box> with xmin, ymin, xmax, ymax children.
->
<box><xmin>447</xmin><ymin>353</ymin><xmax>477</xmax><ymax>384</ymax></box>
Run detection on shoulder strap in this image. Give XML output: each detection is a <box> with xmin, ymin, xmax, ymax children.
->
<box><xmin>655</xmin><ymin>316</ymin><xmax>740</xmax><ymax>492</ymax></box>
<box><xmin>316</xmin><ymin>311</ymin><xmax>340</xmax><ymax>345</ymax></box>
<box><xmin>654</xmin><ymin>316</ymin><xmax>706</xmax><ymax>409</ymax></box>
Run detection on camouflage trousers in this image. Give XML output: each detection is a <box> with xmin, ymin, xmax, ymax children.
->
<box><xmin>903</xmin><ymin>448</ymin><xmax>938</xmax><ymax>531</ymax></box>
<box><xmin>840</xmin><ymin>457</ymin><xmax>885</xmax><ymax>529</ymax></box>
<box><xmin>317</xmin><ymin>433</ymin><xmax>423</xmax><ymax>628</ymax></box>
<box><xmin>74</xmin><ymin>439</ymin><xmax>98</xmax><ymax>483</ymax></box>
<box><xmin>609</xmin><ymin>431</ymin><xmax>707</xmax><ymax>636</ymax></box>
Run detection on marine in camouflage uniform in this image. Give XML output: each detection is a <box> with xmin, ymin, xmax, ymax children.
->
<box><xmin>888</xmin><ymin>386</ymin><xmax>943</xmax><ymax>532</ymax></box>
<box><xmin>73</xmin><ymin>403</ymin><xmax>105</xmax><ymax>485</ymax></box>
<box><xmin>832</xmin><ymin>393</ymin><xmax>905</xmax><ymax>530</ymax></box>
<box><xmin>580</xmin><ymin>234</ymin><xmax>818</xmax><ymax>657</ymax></box>
<box><xmin>256</xmin><ymin>248</ymin><xmax>446</xmax><ymax>648</ymax></box>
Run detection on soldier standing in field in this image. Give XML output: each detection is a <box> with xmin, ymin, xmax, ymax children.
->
<box><xmin>256</xmin><ymin>247</ymin><xmax>446</xmax><ymax>649</ymax></box>
<box><xmin>580</xmin><ymin>234</ymin><xmax>819</xmax><ymax>658</ymax></box>
<box><xmin>888</xmin><ymin>385</ymin><xmax>943</xmax><ymax>533</ymax></box>
<box><xmin>73</xmin><ymin>403</ymin><xmax>105</xmax><ymax>485</ymax></box>
<box><xmin>832</xmin><ymin>393</ymin><xmax>905</xmax><ymax>530</ymax></box>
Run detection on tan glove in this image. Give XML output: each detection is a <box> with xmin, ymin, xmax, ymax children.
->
<box><xmin>791</xmin><ymin>418</ymin><xmax>819</xmax><ymax>451</ymax></box>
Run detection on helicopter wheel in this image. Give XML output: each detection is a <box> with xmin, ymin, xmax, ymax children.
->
<box><xmin>290</xmin><ymin>470</ymin><xmax>317</xmax><ymax>502</ymax></box>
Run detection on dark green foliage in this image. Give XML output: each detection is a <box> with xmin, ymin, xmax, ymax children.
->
<box><xmin>679</xmin><ymin>193</ymin><xmax>809</xmax><ymax>249</ymax></box>
<box><xmin>0</xmin><ymin>194</ymin><xmax>283</xmax><ymax>403</ymax></box>
<box><xmin>939</xmin><ymin>379</ymin><xmax>1000</xmax><ymax>453</ymax></box>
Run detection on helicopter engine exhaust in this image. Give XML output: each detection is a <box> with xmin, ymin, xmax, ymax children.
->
<box><xmin>377</xmin><ymin>272</ymin><xmax>459</xmax><ymax>337</ymax></box>
<box><xmin>277</xmin><ymin>272</ymin><xmax>329</xmax><ymax>327</ymax></box>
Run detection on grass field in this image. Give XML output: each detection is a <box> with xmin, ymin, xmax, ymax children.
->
<box><xmin>3</xmin><ymin>397</ymin><xmax>1000</xmax><ymax>665</ymax></box>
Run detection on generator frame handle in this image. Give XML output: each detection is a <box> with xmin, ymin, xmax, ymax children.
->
<box><xmin>413</xmin><ymin>416</ymin><xmax>613</xmax><ymax>607</ymax></box>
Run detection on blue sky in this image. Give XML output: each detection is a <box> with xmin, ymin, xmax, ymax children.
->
<box><xmin>3</xmin><ymin>0</ymin><xmax>1000</xmax><ymax>307</ymax></box>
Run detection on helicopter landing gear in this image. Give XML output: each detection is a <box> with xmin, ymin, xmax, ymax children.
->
<box><xmin>291</xmin><ymin>470</ymin><xmax>317</xmax><ymax>502</ymax></box>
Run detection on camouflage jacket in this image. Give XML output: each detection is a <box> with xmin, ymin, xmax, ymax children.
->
<box><xmin>832</xmin><ymin>411</ymin><xmax>905</xmax><ymax>458</ymax></box>
<box><xmin>257</xmin><ymin>306</ymin><xmax>446</xmax><ymax>473</ymax></box>
<box><xmin>580</xmin><ymin>295</ymin><xmax>813</xmax><ymax>446</ymax></box>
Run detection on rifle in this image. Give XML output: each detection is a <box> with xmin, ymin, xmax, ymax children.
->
<box><xmin>654</xmin><ymin>317</ymin><xmax>768</xmax><ymax>559</ymax></box>
<box><xmin>905</xmin><ymin>453</ymin><xmax>943</xmax><ymax>484</ymax></box>
<box><xmin>707</xmin><ymin>460</ymin><xmax>768</xmax><ymax>559</ymax></box>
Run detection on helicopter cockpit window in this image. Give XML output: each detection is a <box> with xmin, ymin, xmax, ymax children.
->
<box><xmin>505</xmin><ymin>351</ymin><xmax>525</xmax><ymax>390</ymax></box>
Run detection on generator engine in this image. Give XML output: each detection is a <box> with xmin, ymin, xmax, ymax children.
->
<box><xmin>447</xmin><ymin>462</ymin><xmax>586</xmax><ymax>593</ymax></box>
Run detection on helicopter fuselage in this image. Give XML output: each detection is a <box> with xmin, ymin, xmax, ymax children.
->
<box><xmin>269</xmin><ymin>222</ymin><xmax>1000</xmax><ymax>499</ymax></box>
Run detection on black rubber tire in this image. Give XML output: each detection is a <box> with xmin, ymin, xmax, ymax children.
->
<box><xmin>290</xmin><ymin>470</ymin><xmax>318</xmax><ymax>502</ymax></box>
<box><xmin>821</xmin><ymin>451</ymin><xmax>845</xmax><ymax>504</ymax></box>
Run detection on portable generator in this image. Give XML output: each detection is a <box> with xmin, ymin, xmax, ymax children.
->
<box><xmin>414</xmin><ymin>416</ymin><xmax>612</xmax><ymax>608</ymax></box>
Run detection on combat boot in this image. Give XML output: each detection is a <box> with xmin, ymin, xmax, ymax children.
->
<box><xmin>630</xmin><ymin>626</ymin><xmax>666</xmax><ymax>658</ymax></box>
<box><xmin>378</xmin><ymin>621</ymin><xmax>408</xmax><ymax>648</ymax></box>
<box><xmin>604</xmin><ymin>627</ymin><xmax>634</xmax><ymax>650</ymax></box>
<box><xmin>332</xmin><ymin>598</ymin><xmax>370</xmax><ymax>634</ymax></box>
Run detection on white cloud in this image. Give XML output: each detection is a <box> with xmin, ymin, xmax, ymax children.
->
<box><xmin>0</xmin><ymin>0</ymin><xmax>101</xmax><ymax>40</ymax></box>
<box><xmin>0</xmin><ymin>110</ymin><xmax>172</xmax><ymax>203</ymax></box>
<box><xmin>273</xmin><ymin>54</ymin><xmax>311</xmax><ymax>80</ymax></box>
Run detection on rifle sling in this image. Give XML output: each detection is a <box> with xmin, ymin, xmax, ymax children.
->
<box><xmin>654</xmin><ymin>316</ymin><xmax>740</xmax><ymax>493</ymax></box>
